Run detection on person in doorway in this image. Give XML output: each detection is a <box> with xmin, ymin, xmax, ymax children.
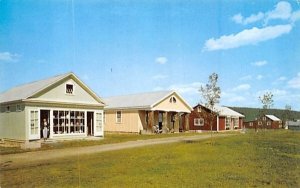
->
<box><xmin>43</xmin><ymin>118</ymin><xmax>48</xmax><ymax>141</ymax></box>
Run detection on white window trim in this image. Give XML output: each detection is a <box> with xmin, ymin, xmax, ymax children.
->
<box><xmin>194</xmin><ymin>118</ymin><xmax>204</xmax><ymax>126</ymax></box>
<box><xmin>116</xmin><ymin>110</ymin><xmax>122</xmax><ymax>124</ymax></box>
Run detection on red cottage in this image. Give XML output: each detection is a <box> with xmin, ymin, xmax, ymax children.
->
<box><xmin>189</xmin><ymin>104</ymin><xmax>244</xmax><ymax>131</ymax></box>
<box><xmin>244</xmin><ymin>114</ymin><xmax>282</xmax><ymax>129</ymax></box>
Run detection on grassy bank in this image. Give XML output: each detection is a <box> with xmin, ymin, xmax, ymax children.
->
<box><xmin>1</xmin><ymin>130</ymin><xmax>299</xmax><ymax>187</ymax></box>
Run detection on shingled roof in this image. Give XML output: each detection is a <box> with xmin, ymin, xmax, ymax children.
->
<box><xmin>0</xmin><ymin>72</ymin><xmax>104</xmax><ymax>104</ymax></box>
<box><xmin>104</xmin><ymin>90</ymin><xmax>193</xmax><ymax>111</ymax></box>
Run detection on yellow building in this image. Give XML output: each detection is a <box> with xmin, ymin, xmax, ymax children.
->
<box><xmin>104</xmin><ymin>91</ymin><xmax>193</xmax><ymax>133</ymax></box>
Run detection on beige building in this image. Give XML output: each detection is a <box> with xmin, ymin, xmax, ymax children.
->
<box><xmin>0</xmin><ymin>72</ymin><xmax>105</xmax><ymax>147</ymax></box>
<box><xmin>104</xmin><ymin>91</ymin><xmax>193</xmax><ymax>133</ymax></box>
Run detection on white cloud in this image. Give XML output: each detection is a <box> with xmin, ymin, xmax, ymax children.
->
<box><xmin>203</xmin><ymin>24</ymin><xmax>292</xmax><ymax>51</ymax></box>
<box><xmin>251</xmin><ymin>60</ymin><xmax>268</xmax><ymax>67</ymax></box>
<box><xmin>0</xmin><ymin>52</ymin><xmax>20</xmax><ymax>62</ymax></box>
<box><xmin>233</xmin><ymin>84</ymin><xmax>251</xmax><ymax>91</ymax></box>
<box><xmin>231</xmin><ymin>13</ymin><xmax>243</xmax><ymax>24</ymax></box>
<box><xmin>232</xmin><ymin>12</ymin><xmax>264</xmax><ymax>25</ymax></box>
<box><xmin>265</xmin><ymin>1</ymin><xmax>292</xmax><ymax>24</ymax></box>
<box><xmin>152</xmin><ymin>74</ymin><xmax>168</xmax><ymax>80</ymax></box>
<box><xmin>232</xmin><ymin>1</ymin><xmax>293</xmax><ymax>25</ymax></box>
<box><xmin>288</xmin><ymin>72</ymin><xmax>300</xmax><ymax>89</ymax></box>
<box><xmin>256</xmin><ymin>75</ymin><xmax>263</xmax><ymax>80</ymax></box>
<box><xmin>291</xmin><ymin>10</ymin><xmax>300</xmax><ymax>23</ymax></box>
<box><xmin>167</xmin><ymin>82</ymin><xmax>203</xmax><ymax>95</ymax></box>
<box><xmin>155</xmin><ymin>57</ymin><xmax>168</xmax><ymax>64</ymax></box>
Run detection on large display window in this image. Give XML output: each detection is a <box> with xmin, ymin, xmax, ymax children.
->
<box><xmin>53</xmin><ymin>110</ymin><xmax>85</xmax><ymax>135</ymax></box>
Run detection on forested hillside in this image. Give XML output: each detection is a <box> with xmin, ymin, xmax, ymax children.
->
<box><xmin>228</xmin><ymin>107</ymin><xmax>300</xmax><ymax>122</ymax></box>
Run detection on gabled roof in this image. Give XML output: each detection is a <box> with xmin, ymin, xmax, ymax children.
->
<box><xmin>266</xmin><ymin>115</ymin><xmax>281</xmax><ymax>121</ymax></box>
<box><xmin>194</xmin><ymin>104</ymin><xmax>244</xmax><ymax>117</ymax></box>
<box><xmin>104</xmin><ymin>90</ymin><xmax>193</xmax><ymax>111</ymax></box>
<box><xmin>0</xmin><ymin>72</ymin><xmax>105</xmax><ymax>105</ymax></box>
<box><xmin>214</xmin><ymin>106</ymin><xmax>245</xmax><ymax>117</ymax></box>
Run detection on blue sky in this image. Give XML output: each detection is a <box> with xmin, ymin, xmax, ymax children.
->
<box><xmin>1</xmin><ymin>0</ymin><xmax>300</xmax><ymax>110</ymax></box>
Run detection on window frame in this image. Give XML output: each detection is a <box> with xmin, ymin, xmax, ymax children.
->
<box><xmin>194</xmin><ymin>118</ymin><xmax>204</xmax><ymax>126</ymax></box>
<box><xmin>116</xmin><ymin>110</ymin><xmax>122</xmax><ymax>124</ymax></box>
<box><xmin>65</xmin><ymin>83</ymin><xmax>74</xmax><ymax>95</ymax></box>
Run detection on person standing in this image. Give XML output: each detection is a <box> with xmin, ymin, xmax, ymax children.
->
<box><xmin>42</xmin><ymin>118</ymin><xmax>48</xmax><ymax>141</ymax></box>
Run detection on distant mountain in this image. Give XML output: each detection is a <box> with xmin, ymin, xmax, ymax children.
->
<box><xmin>227</xmin><ymin>107</ymin><xmax>300</xmax><ymax>122</ymax></box>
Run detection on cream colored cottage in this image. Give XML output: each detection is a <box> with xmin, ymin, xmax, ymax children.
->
<box><xmin>0</xmin><ymin>72</ymin><xmax>105</xmax><ymax>147</ymax></box>
<box><xmin>104</xmin><ymin>91</ymin><xmax>193</xmax><ymax>133</ymax></box>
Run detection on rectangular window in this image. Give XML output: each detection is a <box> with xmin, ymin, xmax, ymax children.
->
<box><xmin>194</xmin><ymin>118</ymin><xmax>204</xmax><ymax>126</ymax></box>
<box><xmin>30</xmin><ymin>110</ymin><xmax>39</xmax><ymax>135</ymax></box>
<box><xmin>96</xmin><ymin>113</ymin><xmax>103</xmax><ymax>132</ymax></box>
<box><xmin>267</xmin><ymin>121</ymin><xmax>271</xmax><ymax>126</ymax></box>
<box><xmin>258</xmin><ymin>121</ymin><xmax>262</xmax><ymax>125</ymax></box>
<box><xmin>116</xmin><ymin>111</ymin><xmax>122</xmax><ymax>123</ymax></box>
<box><xmin>249</xmin><ymin>122</ymin><xmax>253</xmax><ymax>126</ymax></box>
<box><xmin>53</xmin><ymin>110</ymin><xmax>85</xmax><ymax>134</ymax></box>
<box><xmin>66</xmin><ymin>84</ymin><xmax>74</xmax><ymax>94</ymax></box>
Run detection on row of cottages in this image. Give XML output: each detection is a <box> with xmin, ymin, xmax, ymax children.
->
<box><xmin>189</xmin><ymin>104</ymin><xmax>244</xmax><ymax>131</ymax></box>
<box><xmin>0</xmin><ymin>73</ymin><xmax>105</xmax><ymax>147</ymax></box>
<box><xmin>103</xmin><ymin>91</ymin><xmax>193</xmax><ymax>133</ymax></box>
<box><xmin>244</xmin><ymin>115</ymin><xmax>282</xmax><ymax>129</ymax></box>
<box><xmin>0</xmin><ymin>72</ymin><xmax>246</xmax><ymax>148</ymax></box>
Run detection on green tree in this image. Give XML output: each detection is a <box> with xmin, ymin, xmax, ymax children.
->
<box><xmin>258</xmin><ymin>92</ymin><xmax>274</xmax><ymax>130</ymax></box>
<box><xmin>199</xmin><ymin>73</ymin><xmax>221</xmax><ymax>143</ymax></box>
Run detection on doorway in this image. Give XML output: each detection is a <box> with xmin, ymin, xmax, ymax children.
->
<box><xmin>40</xmin><ymin>110</ymin><xmax>50</xmax><ymax>139</ymax></box>
<box><xmin>87</xmin><ymin>112</ymin><xmax>94</xmax><ymax>136</ymax></box>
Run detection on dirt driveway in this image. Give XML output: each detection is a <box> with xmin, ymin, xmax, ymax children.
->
<box><xmin>1</xmin><ymin>134</ymin><xmax>231</xmax><ymax>170</ymax></box>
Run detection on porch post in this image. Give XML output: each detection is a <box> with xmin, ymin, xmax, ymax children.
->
<box><xmin>185</xmin><ymin>113</ymin><xmax>190</xmax><ymax>131</ymax></box>
<box><xmin>174</xmin><ymin>113</ymin><xmax>180</xmax><ymax>133</ymax></box>
<box><xmin>148</xmin><ymin>111</ymin><xmax>154</xmax><ymax>133</ymax></box>
<box><xmin>162</xmin><ymin>111</ymin><xmax>168</xmax><ymax>133</ymax></box>
<box><xmin>217</xmin><ymin>115</ymin><xmax>219</xmax><ymax>132</ymax></box>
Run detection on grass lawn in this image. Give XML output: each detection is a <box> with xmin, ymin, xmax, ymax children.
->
<box><xmin>1</xmin><ymin>130</ymin><xmax>299</xmax><ymax>187</ymax></box>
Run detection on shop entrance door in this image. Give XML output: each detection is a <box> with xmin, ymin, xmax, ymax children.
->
<box><xmin>40</xmin><ymin>110</ymin><xmax>50</xmax><ymax>139</ymax></box>
<box><xmin>87</xmin><ymin>112</ymin><xmax>94</xmax><ymax>136</ymax></box>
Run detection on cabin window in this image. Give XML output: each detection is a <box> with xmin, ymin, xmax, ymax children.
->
<box><xmin>197</xmin><ymin>106</ymin><xmax>202</xmax><ymax>112</ymax></box>
<box><xmin>194</xmin><ymin>118</ymin><xmax>204</xmax><ymax>126</ymax></box>
<box><xmin>267</xmin><ymin>121</ymin><xmax>271</xmax><ymax>126</ymax></box>
<box><xmin>66</xmin><ymin>84</ymin><xmax>74</xmax><ymax>94</ymax></box>
<box><xmin>262</xmin><ymin>116</ymin><xmax>266</xmax><ymax>121</ymax></box>
<box><xmin>169</xmin><ymin>97</ymin><xmax>176</xmax><ymax>103</ymax></box>
<box><xmin>116</xmin><ymin>111</ymin><xmax>122</xmax><ymax>123</ymax></box>
<box><xmin>258</xmin><ymin>121</ymin><xmax>262</xmax><ymax>125</ymax></box>
<box><xmin>249</xmin><ymin>122</ymin><xmax>253</xmax><ymax>126</ymax></box>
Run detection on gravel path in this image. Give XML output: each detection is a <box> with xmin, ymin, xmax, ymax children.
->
<box><xmin>1</xmin><ymin>134</ymin><xmax>231</xmax><ymax>170</ymax></box>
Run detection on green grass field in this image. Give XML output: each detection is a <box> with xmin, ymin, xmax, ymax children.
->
<box><xmin>1</xmin><ymin>130</ymin><xmax>299</xmax><ymax>187</ymax></box>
